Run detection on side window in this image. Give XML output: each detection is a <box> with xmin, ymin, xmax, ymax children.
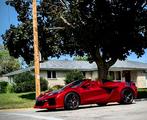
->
<box><xmin>52</xmin><ymin>71</ymin><xmax>56</xmax><ymax>78</ymax></box>
<box><xmin>116</xmin><ymin>71</ymin><xmax>121</xmax><ymax>80</ymax></box>
<box><xmin>145</xmin><ymin>73</ymin><xmax>147</xmax><ymax>80</ymax></box>
<box><xmin>47</xmin><ymin>71</ymin><xmax>56</xmax><ymax>78</ymax></box>
<box><xmin>108</xmin><ymin>71</ymin><xmax>114</xmax><ymax>80</ymax></box>
<box><xmin>82</xmin><ymin>72</ymin><xmax>86</xmax><ymax>77</ymax></box>
<box><xmin>47</xmin><ymin>71</ymin><xmax>51</xmax><ymax>78</ymax></box>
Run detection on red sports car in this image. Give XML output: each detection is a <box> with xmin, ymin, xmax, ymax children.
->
<box><xmin>34</xmin><ymin>79</ymin><xmax>137</xmax><ymax>110</ymax></box>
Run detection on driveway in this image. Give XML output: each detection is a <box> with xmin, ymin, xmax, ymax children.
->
<box><xmin>0</xmin><ymin>100</ymin><xmax>147</xmax><ymax>120</ymax></box>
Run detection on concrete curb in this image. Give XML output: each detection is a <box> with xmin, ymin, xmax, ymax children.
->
<box><xmin>0</xmin><ymin>108</ymin><xmax>34</xmax><ymax>112</ymax></box>
<box><xmin>135</xmin><ymin>98</ymin><xmax>147</xmax><ymax>101</ymax></box>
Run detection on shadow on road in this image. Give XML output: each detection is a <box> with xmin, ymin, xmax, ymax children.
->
<box><xmin>35</xmin><ymin>102</ymin><xmax>136</xmax><ymax>112</ymax></box>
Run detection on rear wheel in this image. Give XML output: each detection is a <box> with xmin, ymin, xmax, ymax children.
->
<box><xmin>120</xmin><ymin>89</ymin><xmax>134</xmax><ymax>104</ymax></box>
<box><xmin>64</xmin><ymin>92</ymin><xmax>80</xmax><ymax>110</ymax></box>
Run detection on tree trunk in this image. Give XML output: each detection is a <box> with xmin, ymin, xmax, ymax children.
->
<box><xmin>93</xmin><ymin>48</ymin><xmax>117</xmax><ymax>81</ymax></box>
<box><xmin>96</xmin><ymin>64</ymin><xmax>109</xmax><ymax>80</ymax></box>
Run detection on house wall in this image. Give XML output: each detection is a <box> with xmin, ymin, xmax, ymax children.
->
<box><xmin>136</xmin><ymin>71</ymin><xmax>147</xmax><ymax>88</ymax></box>
<box><xmin>40</xmin><ymin>71</ymin><xmax>47</xmax><ymax>79</ymax></box>
<box><xmin>47</xmin><ymin>71</ymin><xmax>100</xmax><ymax>87</ymax></box>
<box><xmin>40</xmin><ymin>70</ymin><xmax>147</xmax><ymax>88</ymax></box>
<box><xmin>0</xmin><ymin>77</ymin><xmax>9</xmax><ymax>82</ymax></box>
<box><xmin>0</xmin><ymin>76</ymin><xmax>14</xmax><ymax>83</ymax></box>
<box><xmin>91</xmin><ymin>71</ymin><xmax>98</xmax><ymax>80</ymax></box>
<box><xmin>40</xmin><ymin>70</ymin><xmax>97</xmax><ymax>87</ymax></box>
<box><xmin>40</xmin><ymin>70</ymin><xmax>66</xmax><ymax>87</ymax></box>
<box><xmin>6</xmin><ymin>69</ymin><xmax>147</xmax><ymax>88</ymax></box>
<box><xmin>90</xmin><ymin>70</ymin><xmax>147</xmax><ymax>88</ymax></box>
<box><xmin>85</xmin><ymin>71</ymin><xmax>92</xmax><ymax>79</ymax></box>
<box><xmin>130</xmin><ymin>71</ymin><xmax>137</xmax><ymax>83</ymax></box>
<box><xmin>115</xmin><ymin>70</ymin><xmax>147</xmax><ymax>88</ymax></box>
<box><xmin>48</xmin><ymin>71</ymin><xmax>67</xmax><ymax>87</ymax></box>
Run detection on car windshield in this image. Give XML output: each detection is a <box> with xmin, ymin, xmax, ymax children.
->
<box><xmin>70</xmin><ymin>80</ymin><xmax>84</xmax><ymax>88</ymax></box>
<box><xmin>60</xmin><ymin>80</ymin><xmax>84</xmax><ymax>90</ymax></box>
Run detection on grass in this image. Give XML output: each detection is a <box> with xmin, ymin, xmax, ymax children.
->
<box><xmin>137</xmin><ymin>88</ymin><xmax>147</xmax><ymax>99</ymax></box>
<box><xmin>0</xmin><ymin>92</ymin><xmax>35</xmax><ymax>109</ymax></box>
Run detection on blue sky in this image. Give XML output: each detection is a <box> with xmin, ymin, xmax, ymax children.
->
<box><xmin>0</xmin><ymin>0</ymin><xmax>18</xmax><ymax>44</ymax></box>
<box><xmin>0</xmin><ymin>0</ymin><xmax>147</xmax><ymax>63</ymax></box>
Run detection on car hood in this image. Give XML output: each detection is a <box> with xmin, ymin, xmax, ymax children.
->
<box><xmin>37</xmin><ymin>89</ymin><xmax>63</xmax><ymax>100</ymax></box>
<box><xmin>37</xmin><ymin>85</ymin><xmax>78</xmax><ymax>100</ymax></box>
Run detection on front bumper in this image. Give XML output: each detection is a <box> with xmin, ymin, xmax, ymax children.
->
<box><xmin>34</xmin><ymin>97</ymin><xmax>63</xmax><ymax>109</ymax></box>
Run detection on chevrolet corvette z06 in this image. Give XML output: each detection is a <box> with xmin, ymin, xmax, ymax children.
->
<box><xmin>34</xmin><ymin>79</ymin><xmax>137</xmax><ymax>110</ymax></box>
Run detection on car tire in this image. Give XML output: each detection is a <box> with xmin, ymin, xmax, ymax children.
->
<box><xmin>64</xmin><ymin>92</ymin><xmax>80</xmax><ymax>110</ymax></box>
<box><xmin>120</xmin><ymin>88</ymin><xmax>134</xmax><ymax>104</ymax></box>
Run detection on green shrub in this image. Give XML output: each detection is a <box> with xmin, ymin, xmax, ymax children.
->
<box><xmin>0</xmin><ymin>82</ymin><xmax>14</xmax><ymax>93</ymax></box>
<box><xmin>137</xmin><ymin>88</ymin><xmax>147</xmax><ymax>98</ymax></box>
<box><xmin>64</xmin><ymin>70</ymin><xmax>84</xmax><ymax>84</ymax></box>
<box><xmin>40</xmin><ymin>77</ymin><xmax>48</xmax><ymax>91</ymax></box>
<box><xmin>13</xmin><ymin>72</ymin><xmax>35</xmax><ymax>92</ymax></box>
<box><xmin>13</xmin><ymin>72</ymin><xmax>34</xmax><ymax>84</ymax></box>
<box><xmin>0</xmin><ymin>81</ymin><xmax>8</xmax><ymax>93</ymax></box>
<box><xmin>7</xmin><ymin>84</ymin><xmax>14</xmax><ymax>93</ymax></box>
<box><xmin>107</xmin><ymin>75</ymin><xmax>113</xmax><ymax>81</ymax></box>
<box><xmin>50</xmin><ymin>85</ymin><xmax>64</xmax><ymax>91</ymax></box>
<box><xmin>13</xmin><ymin>72</ymin><xmax>48</xmax><ymax>93</ymax></box>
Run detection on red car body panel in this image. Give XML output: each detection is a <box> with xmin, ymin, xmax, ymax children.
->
<box><xmin>34</xmin><ymin>79</ymin><xmax>137</xmax><ymax>109</ymax></box>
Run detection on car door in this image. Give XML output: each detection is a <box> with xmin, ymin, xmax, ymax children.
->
<box><xmin>80</xmin><ymin>81</ymin><xmax>109</xmax><ymax>104</ymax></box>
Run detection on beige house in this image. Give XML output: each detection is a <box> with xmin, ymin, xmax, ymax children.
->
<box><xmin>3</xmin><ymin>60</ymin><xmax>147</xmax><ymax>88</ymax></box>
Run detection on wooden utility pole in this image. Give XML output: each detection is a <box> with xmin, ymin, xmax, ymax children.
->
<box><xmin>32</xmin><ymin>0</ymin><xmax>40</xmax><ymax>98</ymax></box>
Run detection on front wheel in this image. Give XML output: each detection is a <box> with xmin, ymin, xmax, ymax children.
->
<box><xmin>64</xmin><ymin>92</ymin><xmax>80</xmax><ymax>110</ymax></box>
<box><xmin>120</xmin><ymin>89</ymin><xmax>134</xmax><ymax>104</ymax></box>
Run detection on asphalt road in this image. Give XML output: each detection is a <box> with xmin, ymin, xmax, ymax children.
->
<box><xmin>0</xmin><ymin>100</ymin><xmax>147</xmax><ymax>120</ymax></box>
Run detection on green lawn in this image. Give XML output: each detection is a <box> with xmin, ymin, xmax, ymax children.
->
<box><xmin>0</xmin><ymin>92</ymin><xmax>35</xmax><ymax>109</ymax></box>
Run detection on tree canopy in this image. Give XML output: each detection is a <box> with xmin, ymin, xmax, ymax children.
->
<box><xmin>2</xmin><ymin>0</ymin><xmax>147</xmax><ymax>79</ymax></box>
<box><xmin>74</xmin><ymin>55</ymin><xmax>88</xmax><ymax>61</ymax></box>
<box><xmin>0</xmin><ymin>46</ymin><xmax>20</xmax><ymax>76</ymax></box>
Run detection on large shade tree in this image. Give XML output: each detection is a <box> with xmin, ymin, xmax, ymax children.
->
<box><xmin>0</xmin><ymin>45</ymin><xmax>20</xmax><ymax>76</ymax></box>
<box><xmin>2</xmin><ymin>0</ymin><xmax>147</xmax><ymax>80</ymax></box>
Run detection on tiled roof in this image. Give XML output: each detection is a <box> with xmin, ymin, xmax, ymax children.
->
<box><xmin>3</xmin><ymin>60</ymin><xmax>147</xmax><ymax>77</ymax></box>
<box><xmin>110</xmin><ymin>60</ymin><xmax>147</xmax><ymax>71</ymax></box>
<box><xmin>40</xmin><ymin>60</ymin><xmax>96</xmax><ymax>71</ymax></box>
<box><xmin>3</xmin><ymin>67</ymin><xmax>34</xmax><ymax>77</ymax></box>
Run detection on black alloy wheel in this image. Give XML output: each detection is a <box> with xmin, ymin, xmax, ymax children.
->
<box><xmin>64</xmin><ymin>92</ymin><xmax>80</xmax><ymax>110</ymax></box>
<box><xmin>120</xmin><ymin>89</ymin><xmax>134</xmax><ymax>104</ymax></box>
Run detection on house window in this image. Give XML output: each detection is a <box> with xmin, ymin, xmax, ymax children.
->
<box><xmin>123</xmin><ymin>71</ymin><xmax>131</xmax><ymax>82</ymax></box>
<box><xmin>52</xmin><ymin>71</ymin><xmax>56</xmax><ymax>78</ymax></box>
<box><xmin>116</xmin><ymin>71</ymin><xmax>121</xmax><ymax>80</ymax></box>
<box><xmin>108</xmin><ymin>71</ymin><xmax>114</xmax><ymax>80</ymax></box>
<box><xmin>47</xmin><ymin>71</ymin><xmax>56</xmax><ymax>78</ymax></box>
<box><xmin>82</xmin><ymin>72</ymin><xmax>86</xmax><ymax>77</ymax></box>
<box><xmin>145</xmin><ymin>73</ymin><xmax>147</xmax><ymax>80</ymax></box>
<box><xmin>47</xmin><ymin>71</ymin><xmax>51</xmax><ymax>78</ymax></box>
